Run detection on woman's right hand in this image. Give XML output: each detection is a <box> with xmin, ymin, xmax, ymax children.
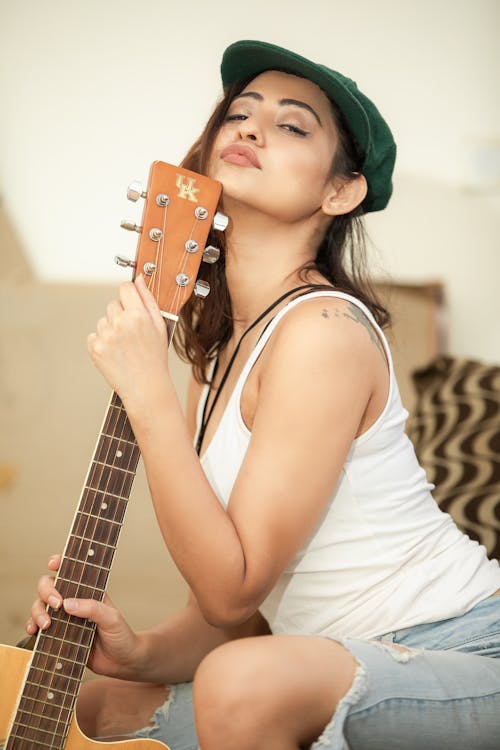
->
<box><xmin>27</xmin><ymin>554</ymin><xmax>144</xmax><ymax>680</ymax></box>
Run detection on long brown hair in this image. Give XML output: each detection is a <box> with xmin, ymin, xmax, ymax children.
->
<box><xmin>174</xmin><ymin>76</ymin><xmax>390</xmax><ymax>384</ymax></box>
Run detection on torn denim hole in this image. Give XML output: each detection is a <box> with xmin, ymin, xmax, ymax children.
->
<box><xmin>311</xmin><ymin>640</ymin><xmax>368</xmax><ymax>750</ymax></box>
<box><xmin>134</xmin><ymin>685</ymin><xmax>175</xmax><ymax>738</ymax></box>
<box><xmin>368</xmin><ymin>641</ymin><xmax>422</xmax><ymax>663</ymax></box>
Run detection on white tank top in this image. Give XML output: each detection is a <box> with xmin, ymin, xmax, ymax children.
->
<box><xmin>196</xmin><ymin>291</ymin><xmax>500</xmax><ymax>639</ymax></box>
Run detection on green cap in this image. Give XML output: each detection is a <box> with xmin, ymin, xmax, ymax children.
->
<box><xmin>220</xmin><ymin>40</ymin><xmax>396</xmax><ymax>213</ymax></box>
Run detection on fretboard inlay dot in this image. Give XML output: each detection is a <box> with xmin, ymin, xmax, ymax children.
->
<box><xmin>116</xmin><ymin>449</ymin><xmax>123</xmax><ymax>457</ymax></box>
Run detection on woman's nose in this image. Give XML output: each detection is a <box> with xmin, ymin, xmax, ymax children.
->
<box><xmin>237</xmin><ymin>118</ymin><xmax>263</xmax><ymax>145</ymax></box>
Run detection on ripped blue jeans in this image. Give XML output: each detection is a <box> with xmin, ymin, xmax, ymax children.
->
<box><xmin>125</xmin><ymin>595</ymin><xmax>500</xmax><ymax>750</ymax></box>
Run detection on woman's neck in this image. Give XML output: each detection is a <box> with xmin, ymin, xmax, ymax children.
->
<box><xmin>223</xmin><ymin>205</ymin><xmax>330</xmax><ymax>332</ymax></box>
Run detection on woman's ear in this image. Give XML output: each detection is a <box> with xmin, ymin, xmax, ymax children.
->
<box><xmin>321</xmin><ymin>174</ymin><xmax>368</xmax><ymax>216</ymax></box>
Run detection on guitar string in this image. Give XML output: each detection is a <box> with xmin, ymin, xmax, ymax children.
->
<box><xmin>151</xmin><ymin>194</ymin><xmax>168</xmax><ymax>306</ymax></box>
<box><xmin>155</xmin><ymin>195</ymin><xmax>211</xmax><ymax>322</ymax></box>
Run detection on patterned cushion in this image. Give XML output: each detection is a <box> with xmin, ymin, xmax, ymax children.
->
<box><xmin>407</xmin><ymin>356</ymin><xmax>500</xmax><ymax>561</ymax></box>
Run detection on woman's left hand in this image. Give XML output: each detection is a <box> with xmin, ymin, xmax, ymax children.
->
<box><xmin>87</xmin><ymin>274</ymin><xmax>170</xmax><ymax>402</ymax></box>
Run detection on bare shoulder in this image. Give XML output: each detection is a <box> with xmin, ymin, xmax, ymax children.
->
<box><xmin>268</xmin><ymin>295</ymin><xmax>387</xmax><ymax>366</ymax></box>
<box><xmin>253</xmin><ymin>294</ymin><xmax>389</xmax><ymax>439</ymax></box>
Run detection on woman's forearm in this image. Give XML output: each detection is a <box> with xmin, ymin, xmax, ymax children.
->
<box><xmin>125</xmin><ymin>600</ymin><xmax>270</xmax><ymax>684</ymax></box>
<box><xmin>131</xmin><ymin>603</ymin><xmax>229</xmax><ymax>683</ymax></box>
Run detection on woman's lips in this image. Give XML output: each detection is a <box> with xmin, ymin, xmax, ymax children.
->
<box><xmin>220</xmin><ymin>144</ymin><xmax>261</xmax><ymax>168</ymax></box>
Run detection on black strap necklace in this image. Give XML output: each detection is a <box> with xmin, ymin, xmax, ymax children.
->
<box><xmin>195</xmin><ymin>282</ymin><xmax>333</xmax><ymax>455</ymax></box>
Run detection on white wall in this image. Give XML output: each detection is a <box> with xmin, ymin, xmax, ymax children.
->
<box><xmin>1</xmin><ymin>0</ymin><xmax>499</xmax><ymax>359</ymax></box>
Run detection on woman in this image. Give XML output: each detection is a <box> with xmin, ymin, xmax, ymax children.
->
<box><xmin>28</xmin><ymin>40</ymin><xmax>500</xmax><ymax>749</ymax></box>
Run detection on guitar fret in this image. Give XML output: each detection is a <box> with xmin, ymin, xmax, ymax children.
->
<box><xmin>25</xmin><ymin>677</ymin><xmax>80</xmax><ymax>694</ymax></box>
<box><xmin>83</xmin><ymin>486</ymin><xmax>127</xmax><ymax>501</ymax></box>
<box><xmin>86</xmin><ymin>461</ymin><xmax>135</xmax><ymax>497</ymax></box>
<box><xmin>15</xmin><ymin>695</ymin><xmax>74</xmax><ymax>727</ymax></box>
<box><xmin>78</xmin><ymin>493</ymin><xmax>128</xmax><ymax>525</ymax></box>
<box><xmin>11</xmin><ymin>719</ymin><xmax>67</xmax><ymax>740</ymax></box>
<box><xmin>10</xmin><ymin>737</ymin><xmax>66</xmax><ymax>750</ymax></box>
<box><xmin>30</xmin><ymin>666</ymin><xmax>83</xmax><ymax>688</ymax></box>
<box><xmin>15</xmin><ymin>707</ymin><xmax>72</xmax><ymax>725</ymax></box>
<box><xmin>67</xmin><ymin>534</ymin><xmax>116</xmax><ymax>550</ymax></box>
<box><xmin>51</xmin><ymin>575</ymin><xmax>106</xmax><ymax>595</ymax></box>
<box><xmin>70</xmin><ymin>515</ymin><xmax>122</xmax><ymax>549</ymax></box>
<box><xmin>77</xmin><ymin>509</ymin><xmax>122</xmax><ymax>526</ymax></box>
<box><xmin>93</xmin><ymin>459</ymin><xmax>135</xmax><ymax>474</ymax></box>
<box><xmin>55</xmin><ymin>562</ymin><xmax>109</xmax><ymax>595</ymax></box>
<box><xmin>29</xmin><ymin>663</ymin><xmax>82</xmax><ymax>682</ymax></box>
<box><xmin>14</xmin><ymin>692</ymin><xmax>76</xmax><ymax>720</ymax></box>
<box><xmin>39</xmin><ymin>633</ymin><xmax>92</xmax><ymax>649</ymax></box>
<box><xmin>33</xmin><ymin>652</ymin><xmax>88</xmax><ymax>669</ymax></box>
<box><xmin>101</xmin><ymin>431</ymin><xmax>136</xmax><ymax>445</ymax></box>
<box><xmin>47</xmin><ymin>616</ymin><xmax>97</xmax><ymax>633</ymax></box>
<box><xmin>9</xmin><ymin>739</ymin><xmax>65</xmax><ymax>750</ymax></box>
<box><xmin>64</xmin><ymin>553</ymin><xmax>111</xmax><ymax>571</ymax></box>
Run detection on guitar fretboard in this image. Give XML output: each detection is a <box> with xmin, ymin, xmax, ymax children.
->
<box><xmin>6</xmin><ymin>393</ymin><xmax>140</xmax><ymax>749</ymax></box>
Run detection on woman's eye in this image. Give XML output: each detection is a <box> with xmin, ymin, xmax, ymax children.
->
<box><xmin>225</xmin><ymin>113</ymin><xmax>248</xmax><ymax>122</ymax></box>
<box><xmin>279</xmin><ymin>123</ymin><xmax>309</xmax><ymax>137</ymax></box>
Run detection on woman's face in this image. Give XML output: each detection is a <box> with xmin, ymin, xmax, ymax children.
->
<box><xmin>208</xmin><ymin>70</ymin><xmax>340</xmax><ymax>224</ymax></box>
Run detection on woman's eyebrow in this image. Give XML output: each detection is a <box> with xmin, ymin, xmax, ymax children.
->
<box><xmin>279</xmin><ymin>98</ymin><xmax>322</xmax><ymax>126</ymax></box>
<box><xmin>232</xmin><ymin>92</ymin><xmax>322</xmax><ymax>126</ymax></box>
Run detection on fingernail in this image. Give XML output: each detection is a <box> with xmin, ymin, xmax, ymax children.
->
<box><xmin>64</xmin><ymin>598</ymin><xmax>77</xmax><ymax>612</ymax></box>
<box><xmin>41</xmin><ymin>617</ymin><xmax>50</xmax><ymax>629</ymax></box>
<box><xmin>48</xmin><ymin>595</ymin><xmax>60</xmax><ymax>610</ymax></box>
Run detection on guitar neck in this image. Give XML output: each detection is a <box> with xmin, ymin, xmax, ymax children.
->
<box><xmin>55</xmin><ymin>390</ymin><xmax>140</xmax><ymax>601</ymax></box>
<box><xmin>6</xmin><ymin>392</ymin><xmax>142</xmax><ymax>749</ymax></box>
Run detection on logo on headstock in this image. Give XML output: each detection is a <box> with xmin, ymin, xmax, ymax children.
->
<box><xmin>176</xmin><ymin>174</ymin><xmax>200</xmax><ymax>203</ymax></box>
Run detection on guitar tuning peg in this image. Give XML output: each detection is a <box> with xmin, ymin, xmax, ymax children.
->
<box><xmin>120</xmin><ymin>219</ymin><xmax>142</xmax><ymax>233</ymax></box>
<box><xmin>213</xmin><ymin>211</ymin><xmax>229</xmax><ymax>232</ymax></box>
<box><xmin>202</xmin><ymin>245</ymin><xmax>220</xmax><ymax>264</ymax></box>
<box><xmin>114</xmin><ymin>255</ymin><xmax>137</xmax><ymax>269</ymax></box>
<box><xmin>127</xmin><ymin>181</ymin><xmax>147</xmax><ymax>202</ymax></box>
<box><xmin>194</xmin><ymin>280</ymin><xmax>211</xmax><ymax>298</ymax></box>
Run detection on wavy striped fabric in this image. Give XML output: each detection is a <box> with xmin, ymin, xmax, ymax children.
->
<box><xmin>407</xmin><ymin>356</ymin><xmax>500</xmax><ymax>561</ymax></box>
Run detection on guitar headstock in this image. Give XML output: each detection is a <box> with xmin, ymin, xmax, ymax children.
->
<box><xmin>117</xmin><ymin>161</ymin><xmax>226</xmax><ymax>322</ymax></box>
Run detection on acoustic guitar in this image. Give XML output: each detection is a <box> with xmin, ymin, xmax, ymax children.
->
<box><xmin>0</xmin><ymin>162</ymin><xmax>225</xmax><ymax>749</ymax></box>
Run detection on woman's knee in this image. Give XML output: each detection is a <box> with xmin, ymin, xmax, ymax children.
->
<box><xmin>192</xmin><ymin>636</ymin><xmax>357</xmax><ymax>749</ymax></box>
<box><xmin>193</xmin><ymin>639</ymin><xmax>262</xmax><ymax>743</ymax></box>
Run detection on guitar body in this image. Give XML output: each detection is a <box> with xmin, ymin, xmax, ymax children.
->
<box><xmin>0</xmin><ymin>645</ymin><xmax>167</xmax><ymax>749</ymax></box>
